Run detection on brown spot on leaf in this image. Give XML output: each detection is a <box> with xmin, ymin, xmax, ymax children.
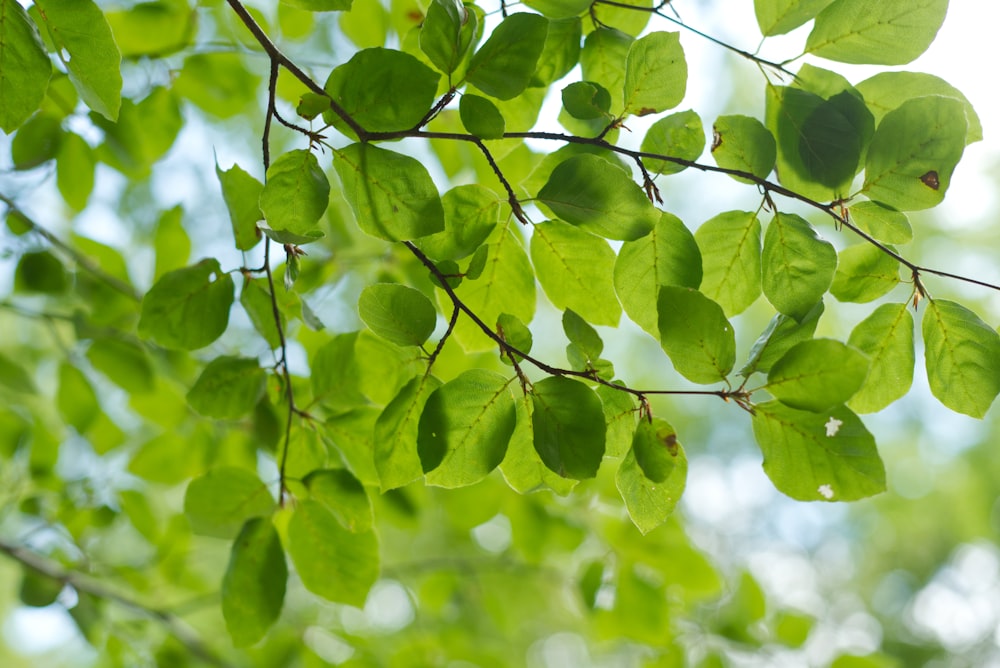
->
<box><xmin>711</xmin><ymin>128</ymin><xmax>722</xmax><ymax>152</ymax></box>
<box><xmin>659</xmin><ymin>431</ymin><xmax>679</xmax><ymax>456</ymax></box>
<box><xmin>920</xmin><ymin>170</ymin><xmax>940</xmax><ymax>190</ymax></box>
<box><xmin>636</xmin><ymin>107</ymin><xmax>656</xmax><ymax>117</ymax></box>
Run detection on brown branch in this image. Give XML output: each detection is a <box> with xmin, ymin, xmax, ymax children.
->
<box><xmin>0</xmin><ymin>540</ymin><xmax>235</xmax><ymax>668</ymax></box>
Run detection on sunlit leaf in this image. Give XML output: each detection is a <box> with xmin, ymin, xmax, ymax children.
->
<box><xmin>848</xmin><ymin>303</ymin><xmax>914</xmax><ymax>413</ymax></box>
<box><xmin>830</xmin><ymin>244</ymin><xmax>900</xmax><ymax>303</ymax></box>
<box><xmin>766</xmin><ymin>339</ymin><xmax>869</xmax><ymax>412</ymax></box>
<box><xmin>616</xmin><ymin>418</ymin><xmax>687</xmax><ymax>534</ymax></box>
<box><xmin>259</xmin><ymin>149</ymin><xmax>329</xmax><ymax>239</ymax></box>
<box><xmin>623</xmin><ymin>31</ymin><xmax>686</xmax><ymax>117</ymax></box>
<box><xmin>138</xmin><ymin>259</ymin><xmax>234</xmax><ymax>350</ymax></box>
<box><xmin>358</xmin><ymin>283</ymin><xmax>437</xmax><ymax>347</ymax></box>
<box><xmin>754</xmin><ymin>0</ymin><xmax>835</xmax><ymax>36</ymax></box>
<box><xmin>761</xmin><ymin>213</ymin><xmax>836</xmax><ymax>321</ymax></box>
<box><xmin>222</xmin><ymin>518</ymin><xmax>286</xmax><ymax>647</ymax></box>
<box><xmin>466</xmin><ymin>13</ymin><xmax>548</xmax><ymax>100</ymax></box>
<box><xmin>658</xmin><ymin>287</ymin><xmax>735</xmax><ymax>384</ymax></box>
<box><xmin>187</xmin><ymin>356</ymin><xmax>267</xmax><ymax>420</ymax></box>
<box><xmin>0</xmin><ymin>0</ymin><xmax>51</xmax><ymax>132</ymax></box>
<box><xmin>184</xmin><ymin>468</ymin><xmax>275</xmax><ymax>538</ymax></box>
<box><xmin>695</xmin><ymin>210</ymin><xmax>761</xmax><ymax>316</ymax></box>
<box><xmin>641</xmin><ymin>110</ymin><xmax>705</xmax><ymax>176</ymax></box>
<box><xmin>531</xmin><ymin>376</ymin><xmax>605</xmax><ymax>479</ymax></box>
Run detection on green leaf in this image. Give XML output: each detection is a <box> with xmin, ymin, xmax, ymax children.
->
<box><xmin>856</xmin><ymin>71</ymin><xmax>982</xmax><ymax>145</ymax></box>
<box><xmin>334</xmin><ymin>142</ymin><xmax>445</xmax><ymax>241</ymax></box>
<box><xmin>446</xmin><ymin>229</ymin><xmax>535</xmax><ymax>352</ymax></box>
<box><xmin>459</xmin><ymin>93</ymin><xmax>505</xmax><ymax>139</ymax></box>
<box><xmin>375</xmin><ymin>375</ymin><xmax>443</xmax><ymax>490</ymax></box>
<box><xmin>562</xmin><ymin>81</ymin><xmax>612</xmax><ymax>120</ymax></box>
<box><xmin>805</xmin><ymin>0</ymin><xmax>948</xmax><ymax>65</ymax></box>
<box><xmin>138</xmin><ymin>258</ymin><xmax>234</xmax><ymax>350</ymax></box>
<box><xmin>14</xmin><ymin>250</ymin><xmax>67</xmax><ymax>294</ymax></box>
<box><xmin>19</xmin><ymin>568</ymin><xmax>64</xmax><ymax>608</ymax></box>
<box><xmin>419</xmin><ymin>0</ymin><xmax>477</xmax><ymax>74</ymax></box>
<box><xmin>563</xmin><ymin>309</ymin><xmax>603</xmax><ymax>360</ymax></box>
<box><xmin>694</xmin><ymin>210</ymin><xmax>761</xmax><ymax>316</ymax></box>
<box><xmin>641</xmin><ymin>110</ymin><xmax>705</xmax><ymax>176</ymax></box>
<box><xmin>187</xmin><ymin>357</ymin><xmax>267</xmax><ymax>420</ymax></box>
<box><xmin>752</xmin><ymin>401</ymin><xmax>886</xmax><ymax>501</ymax></box>
<box><xmin>862</xmin><ymin>96</ymin><xmax>967</xmax><ymax>211</ymax></box>
<box><xmin>184</xmin><ymin>468</ymin><xmax>275</xmax><ymax>538</ymax></box>
<box><xmin>93</xmin><ymin>86</ymin><xmax>182</xmax><ymax>178</ymax></box>
<box><xmin>414</xmin><ymin>184</ymin><xmax>500</xmax><ymax>261</ymax></box>
<box><xmin>466</xmin><ymin>13</ymin><xmax>548</xmax><ymax>100</ymax></box>
<box><xmin>241</xmin><ymin>278</ymin><xmax>284</xmax><ymax>350</ymax></box>
<box><xmin>303</xmin><ymin>468</ymin><xmax>372</xmax><ymax>533</ymax></box>
<box><xmin>11</xmin><ymin>113</ymin><xmax>61</xmax><ymax>169</ymax></box>
<box><xmin>287</xmin><ymin>499</ymin><xmax>379</xmax><ymax>607</ymax></box>
<box><xmin>532</xmin><ymin>17</ymin><xmax>582</xmax><ymax>86</ymax></box>
<box><xmin>598</xmin><ymin>384</ymin><xmax>638</xmax><ymax>458</ymax></box>
<box><xmin>499</xmin><ymin>393</ymin><xmax>578</xmax><ymax>495</ymax></box>
<box><xmin>531</xmin><ymin>376</ymin><xmax>606</xmax><ymax>479</ymax></box>
<box><xmin>740</xmin><ymin>301</ymin><xmax>825</xmax><ymax>377</ymax></box>
<box><xmin>710</xmin><ymin>115</ymin><xmax>776</xmax><ymax>184</ymax></box>
<box><xmin>616</xmin><ymin>418</ymin><xmax>687</xmax><ymax>534</ymax></box>
<box><xmin>86</xmin><ymin>339</ymin><xmax>154</xmax><ymax>394</ymax></box>
<box><xmin>418</xmin><ymin>369</ymin><xmax>516</xmax><ymax>487</ymax></box>
<box><xmin>766</xmin><ymin>339</ymin><xmax>869</xmax><ymax>413</ymax></box>
<box><xmin>623</xmin><ymin>31</ymin><xmax>686</xmax><ymax>117</ymax></box>
<box><xmin>538</xmin><ymin>154</ymin><xmax>658</xmax><ymax>241</ymax></box>
<box><xmin>311</xmin><ymin>332</ymin><xmax>369</xmax><ymax>410</ymax></box>
<box><xmin>0</xmin><ymin>0</ymin><xmax>51</xmax><ymax>132</ymax></box>
<box><xmin>281</xmin><ymin>0</ymin><xmax>352</xmax><ymax>10</ymax></box>
<box><xmin>497</xmin><ymin>313</ymin><xmax>532</xmax><ymax>366</ymax></box>
<box><xmin>754</xmin><ymin>0</ymin><xmax>835</xmax><ymax>36</ymax></box>
<box><xmin>848</xmin><ymin>303</ymin><xmax>914</xmax><ymax>413</ymax></box>
<box><xmin>324</xmin><ymin>47</ymin><xmax>439</xmax><ymax>132</ymax></box>
<box><xmin>522</xmin><ymin>0</ymin><xmax>589</xmax><ymax>19</ymax></box>
<box><xmin>530</xmin><ymin>220</ymin><xmax>621</xmax><ymax>326</ymax></box>
<box><xmin>57</xmin><ymin>363</ymin><xmax>99</xmax><ymax>433</ymax></box>
<box><xmin>0</xmin><ymin>353</ymin><xmax>34</xmax><ymax>394</ymax></box>
<box><xmin>358</xmin><ymin>283</ymin><xmax>437</xmax><ymax>347</ymax></box>
<box><xmin>830</xmin><ymin>244</ymin><xmax>900</xmax><ymax>303</ymax></box>
<box><xmin>580</xmin><ymin>27</ymin><xmax>632</xmax><ymax>113</ymax></box>
<box><xmin>56</xmin><ymin>132</ymin><xmax>96</xmax><ymax>210</ymax></box>
<box><xmin>761</xmin><ymin>213</ymin><xmax>837</xmax><ymax>321</ymax></box>
<box><xmin>153</xmin><ymin>205</ymin><xmax>191</xmax><ymax>279</ymax></box>
<box><xmin>922</xmin><ymin>299</ymin><xmax>1000</xmax><ymax>418</ymax></box>
<box><xmin>174</xmin><ymin>53</ymin><xmax>260</xmax><ymax>119</ymax></box>
<box><xmin>34</xmin><ymin>0</ymin><xmax>121</xmax><ymax>120</ymax></box>
<box><xmin>766</xmin><ymin>80</ymin><xmax>872</xmax><ymax>200</ymax></box>
<box><xmin>105</xmin><ymin>0</ymin><xmax>195</xmax><ymax>57</ymax></box>
<box><xmin>215</xmin><ymin>162</ymin><xmax>264</xmax><ymax>250</ymax></box>
<box><xmin>615</xmin><ymin>212</ymin><xmax>702</xmax><ymax>337</ymax></box>
<box><xmin>848</xmin><ymin>201</ymin><xmax>911</xmax><ymax>244</ymax></box>
<box><xmin>258</xmin><ymin>149</ymin><xmax>329</xmax><ymax>239</ymax></box>
<box><xmin>222</xmin><ymin>518</ymin><xmax>286</xmax><ymax>648</ymax></box>
<box><xmin>658</xmin><ymin>286</ymin><xmax>735</xmax><ymax>384</ymax></box>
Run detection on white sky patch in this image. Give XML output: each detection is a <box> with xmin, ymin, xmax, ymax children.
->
<box><xmin>818</xmin><ymin>484</ymin><xmax>835</xmax><ymax>500</ymax></box>
<box><xmin>825</xmin><ymin>417</ymin><xmax>843</xmax><ymax>437</ymax></box>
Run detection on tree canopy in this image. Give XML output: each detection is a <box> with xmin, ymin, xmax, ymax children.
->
<box><xmin>1</xmin><ymin>0</ymin><xmax>999</xmax><ymax>666</ymax></box>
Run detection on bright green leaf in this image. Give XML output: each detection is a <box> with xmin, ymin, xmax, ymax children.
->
<box><xmin>466</xmin><ymin>13</ymin><xmax>548</xmax><ymax>100</ymax></box>
<box><xmin>105</xmin><ymin>0</ymin><xmax>195</xmax><ymax>57</ymax></box>
<box><xmin>281</xmin><ymin>0</ymin><xmax>351</xmax><ymax>10</ymax></box>
<box><xmin>240</xmin><ymin>278</ymin><xmax>284</xmax><ymax>350</ymax></box>
<box><xmin>86</xmin><ymin>339</ymin><xmax>154</xmax><ymax>394</ymax></box>
<box><xmin>459</xmin><ymin>93</ymin><xmax>505</xmax><ymax>139</ymax></box>
<box><xmin>222</xmin><ymin>518</ymin><xmax>286</xmax><ymax>648</ymax></box>
<box><xmin>499</xmin><ymin>393</ymin><xmax>578</xmax><ymax>495</ymax></box>
<box><xmin>562</xmin><ymin>81</ymin><xmax>611</xmax><ymax>120</ymax></box>
<box><xmin>287</xmin><ymin>499</ymin><xmax>379</xmax><ymax>606</ymax></box>
<box><xmin>623</xmin><ymin>31</ymin><xmax>686</xmax><ymax>117</ymax></box>
<box><xmin>805</xmin><ymin>0</ymin><xmax>948</xmax><ymax>65</ymax></box>
<box><xmin>523</xmin><ymin>0</ymin><xmax>589</xmax><ymax>19</ymax></box>
<box><xmin>418</xmin><ymin>369</ymin><xmax>516</xmax><ymax>487</ymax></box>
<box><xmin>616</xmin><ymin>418</ymin><xmax>687</xmax><ymax>534</ymax></box>
<box><xmin>334</xmin><ymin>142</ymin><xmax>446</xmax><ymax>241</ymax></box>
<box><xmin>184</xmin><ymin>468</ymin><xmax>275</xmax><ymax>538</ymax></box>
<box><xmin>766</xmin><ymin>339</ymin><xmax>869</xmax><ymax>412</ymax></box>
<box><xmin>259</xmin><ymin>149</ymin><xmax>329</xmax><ymax>239</ymax></box>
<box><xmin>752</xmin><ymin>401</ymin><xmax>886</xmax><ymax>501</ymax></box>
<box><xmin>740</xmin><ymin>301</ymin><xmax>825</xmax><ymax>377</ymax></box>
<box><xmin>848</xmin><ymin>201</ymin><xmax>912</xmax><ymax>244</ymax></box>
<box><xmin>187</xmin><ymin>357</ymin><xmax>266</xmax><ymax>420</ymax></box>
<box><xmin>0</xmin><ymin>353</ymin><xmax>36</xmax><ymax>393</ymax></box>
<box><xmin>57</xmin><ymin>363</ymin><xmax>99</xmax><ymax>433</ymax></box>
<box><xmin>216</xmin><ymin>160</ymin><xmax>263</xmax><ymax>251</ymax></box>
<box><xmin>153</xmin><ymin>205</ymin><xmax>190</xmax><ymax>279</ymax></box>
<box><xmin>531</xmin><ymin>376</ymin><xmax>606</xmax><ymax>479</ymax></box>
<box><xmin>695</xmin><ymin>210</ymin><xmax>761</xmax><ymax>316</ymax></box>
<box><xmin>848</xmin><ymin>302</ymin><xmax>914</xmax><ymax>413</ymax></box>
<box><xmin>531</xmin><ymin>220</ymin><xmax>621</xmax><ymax>326</ymax></box>
<box><xmin>856</xmin><ymin>71</ymin><xmax>982</xmax><ymax>144</ymax></box>
<box><xmin>710</xmin><ymin>115</ymin><xmax>776</xmax><ymax>184</ymax></box>
<box><xmin>580</xmin><ymin>27</ymin><xmax>632</xmax><ymax>113</ymax></box>
<box><xmin>532</xmin><ymin>17</ymin><xmax>582</xmax><ymax>86</ymax></box>
<box><xmin>830</xmin><ymin>244</ymin><xmax>900</xmax><ymax>303</ymax></box>
<box><xmin>358</xmin><ymin>283</ymin><xmax>437</xmax><ymax>347</ymax></box>
<box><xmin>414</xmin><ymin>184</ymin><xmax>500</xmax><ymax>261</ymax></box>
<box><xmin>641</xmin><ymin>110</ymin><xmax>704</xmax><ymax>176</ymax></box>
<box><xmin>0</xmin><ymin>0</ymin><xmax>51</xmax><ymax>132</ymax></box>
<box><xmin>174</xmin><ymin>53</ymin><xmax>259</xmax><ymax>119</ymax></box>
<box><xmin>658</xmin><ymin>286</ymin><xmax>735</xmax><ymax>384</ymax></box>
<box><xmin>419</xmin><ymin>0</ymin><xmax>477</xmax><ymax>74</ymax></box>
<box><xmin>615</xmin><ymin>212</ymin><xmax>702</xmax><ymax>337</ymax></box>
<box><xmin>303</xmin><ymin>468</ymin><xmax>372</xmax><ymax>533</ymax></box>
<box><xmin>138</xmin><ymin>259</ymin><xmax>234</xmax><ymax>350</ymax></box>
<box><xmin>34</xmin><ymin>0</ymin><xmax>121</xmax><ymax>120</ymax></box>
<box><xmin>324</xmin><ymin>47</ymin><xmax>439</xmax><ymax>132</ymax></box>
<box><xmin>538</xmin><ymin>154</ymin><xmax>658</xmax><ymax>241</ymax></box>
<box><xmin>922</xmin><ymin>299</ymin><xmax>1000</xmax><ymax>418</ymax></box>
<box><xmin>754</xmin><ymin>0</ymin><xmax>835</xmax><ymax>36</ymax></box>
<box><xmin>375</xmin><ymin>375</ymin><xmax>443</xmax><ymax>490</ymax></box>
<box><xmin>862</xmin><ymin>95</ymin><xmax>967</xmax><ymax>211</ymax></box>
<box><xmin>56</xmin><ymin>132</ymin><xmax>95</xmax><ymax>210</ymax></box>
<box><xmin>761</xmin><ymin>213</ymin><xmax>837</xmax><ymax>321</ymax></box>
<box><xmin>11</xmin><ymin>113</ymin><xmax>61</xmax><ymax>169</ymax></box>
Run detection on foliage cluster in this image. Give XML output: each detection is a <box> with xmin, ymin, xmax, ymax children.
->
<box><xmin>0</xmin><ymin>0</ymin><xmax>998</xmax><ymax>665</ymax></box>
